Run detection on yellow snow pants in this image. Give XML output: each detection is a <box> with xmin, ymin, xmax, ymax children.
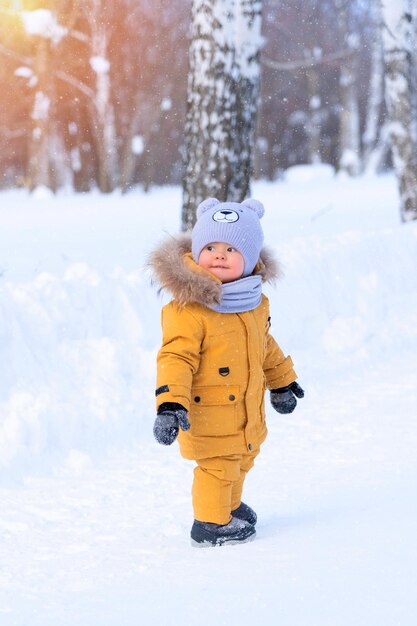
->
<box><xmin>192</xmin><ymin>447</ymin><xmax>260</xmax><ymax>525</ymax></box>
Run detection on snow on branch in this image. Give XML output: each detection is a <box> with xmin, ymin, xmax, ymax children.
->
<box><xmin>31</xmin><ymin>92</ymin><xmax>50</xmax><ymax>121</ymax></box>
<box><xmin>90</xmin><ymin>56</ymin><xmax>110</xmax><ymax>75</ymax></box>
<box><xmin>14</xmin><ymin>66</ymin><xmax>37</xmax><ymax>88</ymax></box>
<box><xmin>22</xmin><ymin>9</ymin><xmax>67</xmax><ymax>44</ymax></box>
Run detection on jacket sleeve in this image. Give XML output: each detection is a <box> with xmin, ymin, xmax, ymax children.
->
<box><xmin>156</xmin><ymin>303</ymin><xmax>204</xmax><ymax>412</ymax></box>
<box><xmin>263</xmin><ymin>331</ymin><xmax>297</xmax><ymax>390</ymax></box>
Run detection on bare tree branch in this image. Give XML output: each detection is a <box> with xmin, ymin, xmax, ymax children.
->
<box><xmin>68</xmin><ymin>29</ymin><xmax>90</xmax><ymax>44</ymax></box>
<box><xmin>262</xmin><ymin>48</ymin><xmax>352</xmax><ymax>71</ymax></box>
<box><xmin>0</xmin><ymin>42</ymin><xmax>32</xmax><ymax>66</ymax></box>
<box><xmin>55</xmin><ymin>69</ymin><xmax>95</xmax><ymax>99</ymax></box>
<box><xmin>0</xmin><ymin>43</ymin><xmax>94</xmax><ymax>99</ymax></box>
<box><xmin>0</xmin><ymin>126</ymin><xmax>27</xmax><ymax>139</ymax></box>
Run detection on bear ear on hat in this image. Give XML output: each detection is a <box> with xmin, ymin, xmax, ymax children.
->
<box><xmin>196</xmin><ymin>197</ymin><xmax>220</xmax><ymax>218</ymax></box>
<box><xmin>241</xmin><ymin>198</ymin><xmax>265</xmax><ymax>218</ymax></box>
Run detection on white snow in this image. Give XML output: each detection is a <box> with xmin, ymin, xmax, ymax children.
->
<box><xmin>347</xmin><ymin>32</ymin><xmax>360</xmax><ymax>50</ymax></box>
<box><xmin>387</xmin><ymin>119</ymin><xmax>409</xmax><ymax>139</ymax></box>
<box><xmin>381</xmin><ymin>0</ymin><xmax>404</xmax><ymax>38</ymax></box>
<box><xmin>160</xmin><ymin>97</ymin><xmax>172</xmax><ymax>112</ymax></box>
<box><xmin>70</xmin><ymin>147</ymin><xmax>82</xmax><ymax>172</ymax></box>
<box><xmin>14</xmin><ymin>67</ymin><xmax>33</xmax><ymax>79</ymax></box>
<box><xmin>340</xmin><ymin>148</ymin><xmax>360</xmax><ymax>170</ymax></box>
<box><xmin>90</xmin><ymin>56</ymin><xmax>110</xmax><ymax>75</ymax></box>
<box><xmin>31</xmin><ymin>91</ymin><xmax>50</xmax><ymax>121</ymax></box>
<box><xmin>22</xmin><ymin>9</ymin><xmax>67</xmax><ymax>44</ymax></box>
<box><xmin>31</xmin><ymin>185</ymin><xmax>54</xmax><ymax>199</ymax></box>
<box><xmin>309</xmin><ymin>94</ymin><xmax>321</xmax><ymax>109</ymax></box>
<box><xmin>386</xmin><ymin>72</ymin><xmax>408</xmax><ymax>95</ymax></box>
<box><xmin>131</xmin><ymin>135</ymin><xmax>144</xmax><ymax>155</ymax></box>
<box><xmin>0</xmin><ymin>171</ymin><xmax>417</xmax><ymax>624</ymax></box>
<box><xmin>232</xmin><ymin>0</ymin><xmax>262</xmax><ymax>79</ymax></box>
<box><xmin>14</xmin><ymin>66</ymin><xmax>38</xmax><ymax>88</ymax></box>
<box><xmin>284</xmin><ymin>163</ymin><xmax>335</xmax><ymax>183</ymax></box>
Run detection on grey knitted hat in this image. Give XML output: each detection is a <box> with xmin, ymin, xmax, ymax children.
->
<box><xmin>191</xmin><ymin>198</ymin><xmax>265</xmax><ymax>277</ymax></box>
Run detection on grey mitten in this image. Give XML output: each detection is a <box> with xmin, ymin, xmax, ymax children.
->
<box><xmin>270</xmin><ymin>382</ymin><xmax>304</xmax><ymax>414</ymax></box>
<box><xmin>153</xmin><ymin>402</ymin><xmax>190</xmax><ymax>445</ymax></box>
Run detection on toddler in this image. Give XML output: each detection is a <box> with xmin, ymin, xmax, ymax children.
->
<box><xmin>150</xmin><ymin>197</ymin><xmax>304</xmax><ymax>546</ymax></box>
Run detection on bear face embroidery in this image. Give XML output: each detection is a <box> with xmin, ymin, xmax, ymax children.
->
<box><xmin>212</xmin><ymin>210</ymin><xmax>239</xmax><ymax>223</ymax></box>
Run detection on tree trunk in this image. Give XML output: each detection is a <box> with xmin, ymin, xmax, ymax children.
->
<box><xmin>28</xmin><ymin>37</ymin><xmax>53</xmax><ymax>191</ymax></box>
<box><xmin>409</xmin><ymin>0</ymin><xmax>417</xmax><ymax>153</ymax></box>
<box><xmin>363</xmin><ymin>3</ymin><xmax>385</xmax><ymax>173</ymax></box>
<box><xmin>182</xmin><ymin>0</ymin><xmax>262</xmax><ymax>231</ymax></box>
<box><xmin>87</xmin><ymin>1</ymin><xmax>118</xmax><ymax>193</ymax></box>
<box><xmin>120</xmin><ymin>100</ymin><xmax>143</xmax><ymax>194</ymax></box>
<box><xmin>381</xmin><ymin>0</ymin><xmax>417</xmax><ymax>221</ymax></box>
<box><xmin>49</xmin><ymin>120</ymin><xmax>71</xmax><ymax>190</ymax></box>
<box><xmin>91</xmin><ymin>41</ymin><xmax>118</xmax><ymax>193</ymax></box>
<box><xmin>120</xmin><ymin>98</ymin><xmax>164</xmax><ymax>193</ymax></box>
<box><xmin>336</xmin><ymin>0</ymin><xmax>361</xmax><ymax>176</ymax></box>
<box><xmin>306</xmin><ymin>58</ymin><xmax>322</xmax><ymax>164</ymax></box>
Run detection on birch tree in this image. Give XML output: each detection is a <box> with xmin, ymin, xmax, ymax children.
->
<box><xmin>362</xmin><ymin>2</ymin><xmax>387</xmax><ymax>174</ymax></box>
<box><xmin>362</xmin><ymin>3</ymin><xmax>384</xmax><ymax>172</ymax></box>
<box><xmin>305</xmin><ymin>49</ymin><xmax>323</xmax><ymax>164</ymax></box>
<box><xmin>335</xmin><ymin>0</ymin><xmax>361</xmax><ymax>176</ymax></box>
<box><xmin>409</xmin><ymin>0</ymin><xmax>417</xmax><ymax>149</ymax></box>
<box><xmin>182</xmin><ymin>0</ymin><xmax>262</xmax><ymax>230</ymax></box>
<box><xmin>380</xmin><ymin>0</ymin><xmax>417</xmax><ymax>222</ymax></box>
<box><xmin>81</xmin><ymin>0</ymin><xmax>118</xmax><ymax>193</ymax></box>
<box><xmin>19</xmin><ymin>9</ymin><xmax>67</xmax><ymax>191</ymax></box>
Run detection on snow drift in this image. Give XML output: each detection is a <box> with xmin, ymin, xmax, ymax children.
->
<box><xmin>0</xmin><ymin>172</ymin><xmax>416</xmax><ymax>481</ymax></box>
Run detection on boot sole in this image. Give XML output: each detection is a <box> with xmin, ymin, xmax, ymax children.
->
<box><xmin>190</xmin><ymin>530</ymin><xmax>256</xmax><ymax>548</ymax></box>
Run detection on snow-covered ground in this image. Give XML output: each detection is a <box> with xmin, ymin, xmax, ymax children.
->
<box><xmin>1</xmin><ymin>168</ymin><xmax>417</xmax><ymax>625</ymax></box>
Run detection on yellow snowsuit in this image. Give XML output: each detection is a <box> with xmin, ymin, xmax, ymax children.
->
<box><xmin>150</xmin><ymin>236</ymin><xmax>297</xmax><ymax>524</ymax></box>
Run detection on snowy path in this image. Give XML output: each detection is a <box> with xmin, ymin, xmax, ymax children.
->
<box><xmin>1</xmin><ymin>358</ymin><xmax>416</xmax><ymax>626</ymax></box>
<box><xmin>1</xmin><ymin>174</ymin><xmax>417</xmax><ymax>624</ymax></box>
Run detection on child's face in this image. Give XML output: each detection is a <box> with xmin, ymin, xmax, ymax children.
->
<box><xmin>198</xmin><ymin>242</ymin><xmax>244</xmax><ymax>283</ymax></box>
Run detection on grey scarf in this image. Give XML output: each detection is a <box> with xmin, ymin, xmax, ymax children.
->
<box><xmin>208</xmin><ymin>274</ymin><xmax>262</xmax><ymax>313</ymax></box>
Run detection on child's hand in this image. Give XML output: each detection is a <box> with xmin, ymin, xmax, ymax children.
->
<box><xmin>153</xmin><ymin>402</ymin><xmax>190</xmax><ymax>445</ymax></box>
<box><xmin>270</xmin><ymin>382</ymin><xmax>304</xmax><ymax>414</ymax></box>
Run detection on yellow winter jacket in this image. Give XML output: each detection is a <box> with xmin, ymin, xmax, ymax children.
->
<box><xmin>149</xmin><ymin>235</ymin><xmax>297</xmax><ymax>460</ymax></box>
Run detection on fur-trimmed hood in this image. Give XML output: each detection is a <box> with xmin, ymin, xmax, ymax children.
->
<box><xmin>148</xmin><ymin>234</ymin><xmax>281</xmax><ymax>307</ymax></box>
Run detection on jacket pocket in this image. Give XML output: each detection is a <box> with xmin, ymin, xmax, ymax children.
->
<box><xmin>190</xmin><ymin>385</ymin><xmax>239</xmax><ymax>437</ymax></box>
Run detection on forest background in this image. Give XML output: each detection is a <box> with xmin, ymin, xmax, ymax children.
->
<box><xmin>0</xmin><ymin>0</ymin><xmax>403</xmax><ymax>195</ymax></box>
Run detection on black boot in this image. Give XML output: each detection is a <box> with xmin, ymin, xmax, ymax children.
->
<box><xmin>191</xmin><ymin>517</ymin><xmax>256</xmax><ymax>547</ymax></box>
<box><xmin>231</xmin><ymin>502</ymin><xmax>257</xmax><ymax>526</ymax></box>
